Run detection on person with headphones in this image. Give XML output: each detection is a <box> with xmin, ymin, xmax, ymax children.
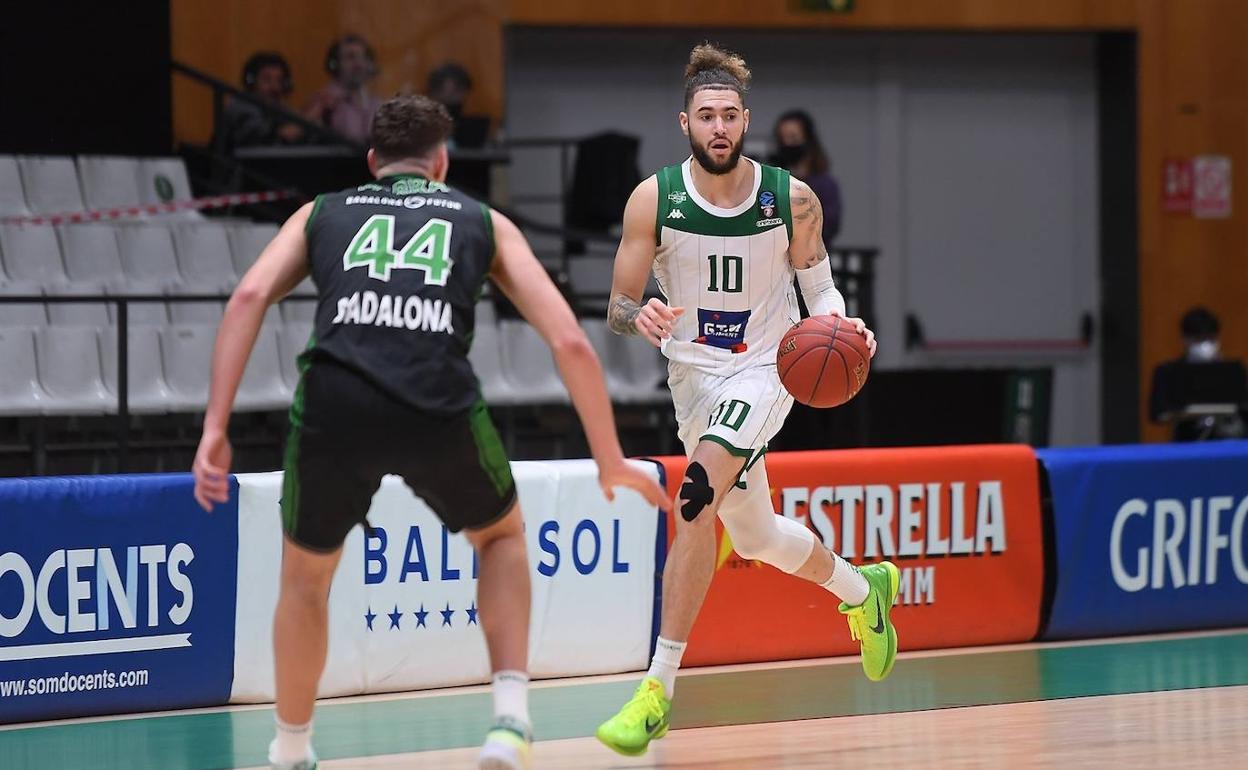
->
<box><xmin>304</xmin><ymin>34</ymin><xmax>382</xmax><ymax>143</ymax></box>
<box><xmin>219</xmin><ymin>51</ymin><xmax>304</xmax><ymax>150</ymax></box>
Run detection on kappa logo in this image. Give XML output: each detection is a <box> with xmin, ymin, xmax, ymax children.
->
<box><xmin>667</xmin><ymin>209</ymin><xmax>686</xmax><ymax>220</ymax></box>
<box><xmin>668</xmin><ymin>191</ymin><xmax>688</xmax><ymax>204</ymax></box>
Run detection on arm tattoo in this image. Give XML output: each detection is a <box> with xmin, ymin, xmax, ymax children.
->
<box><xmin>791</xmin><ymin>187</ymin><xmax>827</xmax><ymax>269</ymax></box>
<box><xmin>607</xmin><ymin>293</ymin><xmax>642</xmax><ymax>335</ymax></box>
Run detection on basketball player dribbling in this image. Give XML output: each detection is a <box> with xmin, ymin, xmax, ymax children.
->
<box><xmin>595</xmin><ymin>44</ymin><xmax>899</xmax><ymax>756</ymax></box>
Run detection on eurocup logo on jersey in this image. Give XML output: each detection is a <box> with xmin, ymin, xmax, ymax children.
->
<box><xmin>0</xmin><ymin>544</ymin><xmax>197</xmax><ymax>654</ymax></box>
<box><xmin>778</xmin><ymin>480</ymin><xmax>1010</xmax><ymax>606</ymax></box>
<box><xmin>758</xmin><ymin>190</ymin><xmax>776</xmax><ymax>219</ymax></box>
<box><xmin>1108</xmin><ymin>494</ymin><xmax>1248</xmax><ymax>592</ymax></box>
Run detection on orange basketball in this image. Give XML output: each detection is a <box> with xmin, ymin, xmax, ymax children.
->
<box><xmin>776</xmin><ymin>315</ymin><xmax>871</xmax><ymax>408</ymax></box>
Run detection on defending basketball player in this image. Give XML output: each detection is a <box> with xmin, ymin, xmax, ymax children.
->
<box><xmin>596</xmin><ymin>45</ymin><xmax>898</xmax><ymax>756</ymax></box>
<box><xmin>190</xmin><ymin>95</ymin><xmax>668</xmax><ymax>770</ymax></box>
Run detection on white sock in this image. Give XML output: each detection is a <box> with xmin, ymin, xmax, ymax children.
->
<box><xmin>646</xmin><ymin>636</ymin><xmax>686</xmax><ymax>696</ymax></box>
<box><xmin>820</xmin><ymin>552</ymin><xmax>870</xmax><ymax>606</ymax></box>
<box><xmin>491</xmin><ymin>670</ymin><xmax>531</xmax><ymax>730</ymax></box>
<box><xmin>272</xmin><ymin>717</ymin><xmax>312</xmax><ymax>763</ymax></box>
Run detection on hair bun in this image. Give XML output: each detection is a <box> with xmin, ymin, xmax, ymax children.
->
<box><xmin>685</xmin><ymin>43</ymin><xmax>752</xmax><ymax>88</ymax></box>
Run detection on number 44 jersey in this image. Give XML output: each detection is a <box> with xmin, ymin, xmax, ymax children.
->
<box><xmin>302</xmin><ymin>174</ymin><xmax>495</xmax><ymax>414</ymax></box>
<box><xmin>653</xmin><ymin>157</ymin><xmax>801</xmax><ymax>377</ymax></box>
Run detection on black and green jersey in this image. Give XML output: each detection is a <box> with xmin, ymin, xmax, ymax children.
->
<box><xmin>301</xmin><ymin>174</ymin><xmax>494</xmax><ymax>414</ymax></box>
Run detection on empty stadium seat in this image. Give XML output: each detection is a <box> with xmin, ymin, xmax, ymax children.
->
<box><xmin>617</xmin><ymin>332</ymin><xmax>669</xmax><ymax>404</ymax></box>
<box><xmin>583</xmin><ymin>318</ymin><xmax>668</xmax><ymax>404</ymax></box>
<box><xmin>227</xmin><ymin>222</ymin><xmax>278</xmax><ymax>275</ymax></box>
<box><xmin>172</xmin><ymin>221</ymin><xmax>237</xmax><ymax>292</ymax></box>
<box><xmin>581</xmin><ymin>319</ymin><xmax>634</xmax><ymax>401</ymax></box>
<box><xmin>0</xmin><ymin>281</ymin><xmax>48</xmax><ymax>326</ymax></box>
<box><xmin>280</xmin><ymin>297</ymin><xmax>317</xmax><ymax>323</ymax></box>
<box><xmin>47</xmin><ymin>280</ymin><xmax>111</xmax><ymax>326</ymax></box>
<box><xmin>76</xmin><ymin>156</ymin><xmax>144</xmax><ymax>212</ymax></box>
<box><xmin>468</xmin><ymin>301</ymin><xmax>520</xmax><ymax>405</ymax></box>
<box><xmin>278</xmin><ymin>321</ymin><xmax>313</xmax><ymax>391</ymax></box>
<box><xmin>168</xmin><ymin>300</ymin><xmax>224</xmax><ymax>325</ymax></box>
<box><xmin>35</xmin><ymin>327</ymin><xmax>112</xmax><ymax>415</ymax></box>
<box><xmin>289</xmin><ymin>276</ymin><xmax>316</xmax><ymax>296</ymax></box>
<box><xmin>138</xmin><ymin>158</ymin><xmax>200</xmax><ymax>218</ymax></box>
<box><xmin>160</xmin><ymin>325</ymin><xmax>215</xmax><ymax>411</ymax></box>
<box><xmin>0</xmin><ymin>224</ymin><xmax>68</xmax><ymax>286</ymax></box>
<box><xmin>568</xmin><ymin>255</ymin><xmax>615</xmax><ymax>314</ymax></box>
<box><xmin>108</xmin><ymin>279</ymin><xmax>169</xmax><ymax>326</ymax></box>
<box><xmin>0</xmin><ymin>327</ymin><xmax>48</xmax><ymax>415</ymax></box>
<box><xmin>114</xmin><ymin>223</ymin><xmax>182</xmax><ymax>290</ymax></box>
<box><xmin>499</xmin><ymin>320</ymin><xmax>569</xmax><ymax>404</ymax></box>
<box><xmin>235</xmin><ymin>324</ymin><xmax>292</xmax><ymax>411</ymax></box>
<box><xmin>0</xmin><ymin>155</ymin><xmax>31</xmax><ymax>218</ymax></box>
<box><xmin>17</xmin><ymin>156</ymin><xmax>84</xmax><ymax>215</ymax></box>
<box><xmin>99</xmin><ymin>326</ymin><xmax>173</xmax><ymax>414</ymax></box>
<box><xmin>58</xmin><ymin>223</ymin><xmax>123</xmax><ymax>284</ymax></box>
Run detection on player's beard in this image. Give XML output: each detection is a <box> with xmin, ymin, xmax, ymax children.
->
<box><xmin>690</xmin><ymin>134</ymin><xmax>743</xmax><ymax>176</ymax></box>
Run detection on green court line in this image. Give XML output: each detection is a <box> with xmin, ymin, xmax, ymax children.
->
<box><xmin>1</xmin><ymin>632</ymin><xmax>1245</xmax><ymax>770</ymax></box>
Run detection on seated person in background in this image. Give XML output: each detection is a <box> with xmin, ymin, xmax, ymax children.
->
<box><xmin>427</xmin><ymin>61</ymin><xmax>489</xmax><ymax>148</ymax></box>
<box><xmin>1149</xmin><ymin>306</ymin><xmax>1248</xmax><ymax>441</ymax></box>
<box><xmin>219</xmin><ymin>52</ymin><xmax>304</xmax><ymax>150</ymax></box>
<box><xmin>769</xmin><ymin>110</ymin><xmax>842</xmax><ymax>247</ymax></box>
<box><xmin>304</xmin><ymin>34</ymin><xmax>382</xmax><ymax>143</ymax></box>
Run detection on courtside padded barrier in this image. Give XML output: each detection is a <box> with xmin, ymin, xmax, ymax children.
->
<box><xmin>0</xmin><ymin>474</ymin><xmax>238</xmax><ymax>724</ymax></box>
<box><xmin>1038</xmin><ymin>441</ymin><xmax>1248</xmax><ymax>640</ymax></box>
<box><xmin>651</xmin><ymin>445</ymin><xmax>1047</xmax><ymax>666</ymax></box>
<box><xmin>229</xmin><ymin>460</ymin><xmax>661</xmax><ymax>701</ymax></box>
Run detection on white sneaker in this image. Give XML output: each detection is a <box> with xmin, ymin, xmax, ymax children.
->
<box><xmin>477</xmin><ymin>716</ymin><xmax>532</xmax><ymax>770</ymax></box>
<box><xmin>268</xmin><ymin>739</ymin><xmax>318</xmax><ymax>770</ymax></box>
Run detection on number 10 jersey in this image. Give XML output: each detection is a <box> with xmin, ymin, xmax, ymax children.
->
<box><xmin>653</xmin><ymin>157</ymin><xmax>799</xmax><ymax>377</ymax></box>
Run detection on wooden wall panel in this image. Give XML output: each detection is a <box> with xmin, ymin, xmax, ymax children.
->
<box><xmin>172</xmin><ymin>0</ymin><xmax>1248</xmax><ymax>442</ymax></box>
<box><xmin>171</xmin><ymin>0</ymin><xmax>504</xmax><ymax>146</ymax></box>
<box><xmin>503</xmin><ymin>0</ymin><xmax>1137</xmax><ymax>30</ymax></box>
<box><xmin>1136</xmin><ymin>0</ymin><xmax>1248</xmax><ymax>442</ymax></box>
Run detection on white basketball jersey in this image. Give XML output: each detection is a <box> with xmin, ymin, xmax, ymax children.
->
<box><xmin>653</xmin><ymin>157</ymin><xmax>800</xmax><ymax>376</ymax></box>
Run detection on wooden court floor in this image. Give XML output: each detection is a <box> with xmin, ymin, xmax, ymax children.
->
<box><xmin>2</xmin><ymin>629</ymin><xmax>1245</xmax><ymax>769</ymax></box>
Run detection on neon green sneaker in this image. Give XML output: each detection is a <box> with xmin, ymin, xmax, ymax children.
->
<box><xmin>595</xmin><ymin>677</ymin><xmax>671</xmax><ymax>756</ymax></box>
<box><xmin>477</xmin><ymin>715</ymin><xmax>532</xmax><ymax>770</ymax></box>
<box><xmin>839</xmin><ymin>561</ymin><xmax>901</xmax><ymax>681</ymax></box>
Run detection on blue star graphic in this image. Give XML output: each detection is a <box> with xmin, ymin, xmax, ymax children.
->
<box><xmin>466</xmin><ymin>602</ymin><xmax>478</xmax><ymax>626</ymax></box>
<box><xmin>440</xmin><ymin>603</ymin><xmax>455</xmax><ymax>627</ymax></box>
<box><xmin>414</xmin><ymin>604</ymin><xmax>429</xmax><ymax>629</ymax></box>
<box><xmin>388</xmin><ymin>605</ymin><xmax>403</xmax><ymax>630</ymax></box>
<box><xmin>364</xmin><ymin>606</ymin><xmax>377</xmax><ymax>631</ymax></box>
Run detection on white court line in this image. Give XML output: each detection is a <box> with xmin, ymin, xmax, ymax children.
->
<box><xmin>0</xmin><ymin>634</ymin><xmax>191</xmax><ymax>662</ymax></box>
<box><xmin>2</xmin><ymin>626</ymin><xmax>1243</xmax><ymax>731</ymax></box>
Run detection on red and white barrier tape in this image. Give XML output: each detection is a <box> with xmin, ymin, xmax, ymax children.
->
<box><xmin>0</xmin><ymin>189</ymin><xmax>301</xmax><ymax>226</ymax></box>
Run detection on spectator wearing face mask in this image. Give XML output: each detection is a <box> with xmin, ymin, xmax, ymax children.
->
<box><xmin>769</xmin><ymin>109</ymin><xmax>842</xmax><ymax>247</ymax></box>
<box><xmin>304</xmin><ymin>34</ymin><xmax>382</xmax><ymax>143</ymax></box>
<box><xmin>1149</xmin><ymin>306</ymin><xmax>1248</xmax><ymax>441</ymax></box>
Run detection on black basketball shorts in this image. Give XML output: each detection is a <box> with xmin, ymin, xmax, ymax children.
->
<box><xmin>279</xmin><ymin>359</ymin><xmax>516</xmax><ymax>552</ymax></box>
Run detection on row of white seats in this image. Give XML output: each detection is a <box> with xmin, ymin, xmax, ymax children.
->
<box><xmin>0</xmin><ymin>322</ymin><xmax>310</xmax><ymax>417</ymax></box>
<box><xmin>470</xmin><ymin>303</ymin><xmax>668</xmax><ymax>406</ymax></box>
<box><xmin>0</xmin><ymin>155</ymin><xmax>199</xmax><ymax>218</ymax></box>
<box><xmin>0</xmin><ymin>219</ymin><xmax>285</xmax><ymax>293</ymax></box>
<box><xmin>0</xmin><ymin>305</ymin><xmax>667</xmax><ymax>417</ymax></box>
